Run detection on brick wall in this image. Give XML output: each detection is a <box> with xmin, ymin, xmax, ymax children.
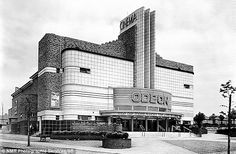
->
<box><xmin>118</xmin><ymin>25</ymin><xmax>137</xmax><ymax>87</ymax></box>
<box><xmin>118</xmin><ymin>25</ymin><xmax>136</xmax><ymax>61</ymax></box>
<box><xmin>37</xmin><ymin>32</ymin><xmax>193</xmax><ymax>113</ymax></box>
<box><xmin>38</xmin><ymin>72</ymin><xmax>61</xmax><ymax>111</ymax></box>
<box><xmin>156</xmin><ymin>54</ymin><xmax>194</xmax><ymax>74</ymax></box>
<box><xmin>37</xmin><ymin>33</ymin><xmax>135</xmax><ymax>111</ymax></box>
<box><xmin>38</xmin><ymin>34</ymin><xmax>64</xmax><ymax>71</ymax></box>
<box><xmin>10</xmin><ymin>78</ymin><xmax>38</xmax><ymax>134</ymax></box>
<box><xmin>11</xmin><ymin>79</ymin><xmax>38</xmax><ymax>122</ymax></box>
<box><xmin>39</xmin><ymin>33</ymin><xmax>134</xmax><ymax>69</ymax></box>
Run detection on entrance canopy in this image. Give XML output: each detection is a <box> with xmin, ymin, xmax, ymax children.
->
<box><xmin>100</xmin><ymin>110</ymin><xmax>182</xmax><ymax>119</ymax></box>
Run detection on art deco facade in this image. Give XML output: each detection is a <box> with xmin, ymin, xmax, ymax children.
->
<box><xmin>8</xmin><ymin>7</ymin><xmax>194</xmax><ymax>134</ymax></box>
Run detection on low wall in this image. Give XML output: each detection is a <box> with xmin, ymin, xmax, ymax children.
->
<box><xmin>102</xmin><ymin>139</ymin><xmax>131</xmax><ymax>149</ymax></box>
<box><xmin>72</xmin><ymin>123</ymin><xmax>122</xmax><ymax>132</ymax></box>
<box><xmin>128</xmin><ymin>132</ymin><xmax>195</xmax><ymax>138</ymax></box>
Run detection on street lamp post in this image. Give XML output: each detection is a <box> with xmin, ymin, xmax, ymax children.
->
<box><xmin>220</xmin><ymin>80</ymin><xmax>236</xmax><ymax>154</ymax></box>
<box><xmin>25</xmin><ymin>97</ymin><xmax>31</xmax><ymax>147</ymax></box>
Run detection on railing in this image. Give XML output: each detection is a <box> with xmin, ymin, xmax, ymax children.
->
<box><xmin>171</xmin><ymin>125</ymin><xmax>181</xmax><ymax>137</ymax></box>
<box><xmin>157</xmin><ymin>125</ymin><xmax>165</xmax><ymax>137</ymax></box>
<box><xmin>171</xmin><ymin>125</ymin><xmax>177</xmax><ymax>131</ymax></box>
<box><xmin>158</xmin><ymin>125</ymin><xmax>165</xmax><ymax>131</ymax></box>
<box><xmin>183</xmin><ymin>126</ymin><xmax>192</xmax><ymax>136</ymax></box>
<box><xmin>139</xmin><ymin>125</ymin><xmax>145</xmax><ymax>136</ymax></box>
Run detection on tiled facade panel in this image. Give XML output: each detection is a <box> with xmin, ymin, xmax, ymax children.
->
<box><xmin>144</xmin><ymin>9</ymin><xmax>150</xmax><ymax>88</ymax></box>
<box><xmin>61</xmin><ymin>50</ymin><xmax>132</xmax><ymax>118</ymax></box>
<box><xmin>150</xmin><ymin>11</ymin><xmax>156</xmax><ymax>89</ymax></box>
<box><xmin>155</xmin><ymin>67</ymin><xmax>193</xmax><ymax>98</ymax></box>
<box><xmin>155</xmin><ymin>67</ymin><xmax>194</xmax><ymax>122</ymax></box>
<box><xmin>62</xmin><ymin>50</ymin><xmax>133</xmax><ymax>88</ymax></box>
<box><xmin>61</xmin><ymin>84</ymin><xmax>113</xmax><ymax>118</ymax></box>
<box><xmin>10</xmin><ymin>7</ymin><xmax>195</xmax><ymax>134</ymax></box>
<box><xmin>171</xmin><ymin>106</ymin><xmax>194</xmax><ymax>121</ymax></box>
<box><xmin>136</xmin><ymin>8</ymin><xmax>145</xmax><ymax>88</ymax></box>
<box><xmin>172</xmin><ymin>96</ymin><xmax>194</xmax><ymax>121</ymax></box>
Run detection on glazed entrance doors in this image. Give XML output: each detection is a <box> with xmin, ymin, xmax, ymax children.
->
<box><xmin>148</xmin><ymin>120</ymin><xmax>157</xmax><ymax>131</ymax></box>
<box><xmin>112</xmin><ymin>117</ymin><xmax>172</xmax><ymax>132</ymax></box>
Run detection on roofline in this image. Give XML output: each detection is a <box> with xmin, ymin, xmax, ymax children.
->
<box><xmin>30</xmin><ymin>71</ymin><xmax>38</xmax><ymax>79</ymax></box>
<box><xmin>11</xmin><ymin>80</ymin><xmax>33</xmax><ymax>97</ymax></box>
<box><xmin>156</xmin><ymin>65</ymin><xmax>194</xmax><ymax>74</ymax></box>
<box><xmin>61</xmin><ymin>48</ymin><xmax>134</xmax><ymax>62</ymax></box>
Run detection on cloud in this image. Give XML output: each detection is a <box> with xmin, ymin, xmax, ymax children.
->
<box><xmin>0</xmin><ymin>0</ymin><xmax>236</xmax><ymax>116</ymax></box>
<box><xmin>155</xmin><ymin>0</ymin><xmax>236</xmax><ymax>115</ymax></box>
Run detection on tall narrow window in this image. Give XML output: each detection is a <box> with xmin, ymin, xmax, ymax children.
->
<box><xmin>80</xmin><ymin>67</ymin><xmax>91</xmax><ymax>74</ymax></box>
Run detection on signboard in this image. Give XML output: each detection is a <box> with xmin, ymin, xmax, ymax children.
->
<box><xmin>120</xmin><ymin>13</ymin><xmax>137</xmax><ymax>31</ymax></box>
<box><xmin>113</xmin><ymin>88</ymin><xmax>172</xmax><ymax>110</ymax></box>
<box><xmin>131</xmin><ymin>92</ymin><xmax>170</xmax><ymax>106</ymax></box>
<box><xmin>51</xmin><ymin>92</ymin><xmax>60</xmax><ymax>108</ymax></box>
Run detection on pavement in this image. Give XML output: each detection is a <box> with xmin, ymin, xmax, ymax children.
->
<box><xmin>1</xmin><ymin>127</ymin><xmax>236</xmax><ymax>154</ymax></box>
<box><xmin>0</xmin><ymin>134</ymin><xmax>195</xmax><ymax>154</ymax></box>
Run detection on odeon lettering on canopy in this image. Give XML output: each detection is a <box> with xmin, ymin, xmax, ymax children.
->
<box><xmin>113</xmin><ymin>88</ymin><xmax>172</xmax><ymax>111</ymax></box>
<box><xmin>131</xmin><ymin>92</ymin><xmax>169</xmax><ymax>106</ymax></box>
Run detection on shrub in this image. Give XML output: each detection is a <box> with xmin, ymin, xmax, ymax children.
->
<box><xmin>216</xmin><ymin>128</ymin><xmax>236</xmax><ymax>137</ymax></box>
<box><xmin>105</xmin><ymin>132</ymin><xmax>129</xmax><ymax>139</ymax></box>
<box><xmin>51</xmin><ymin>131</ymin><xmax>129</xmax><ymax>140</ymax></box>
<box><xmin>190</xmin><ymin>125</ymin><xmax>208</xmax><ymax>134</ymax></box>
<box><xmin>123</xmin><ymin>132</ymin><xmax>129</xmax><ymax>139</ymax></box>
<box><xmin>79</xmin><ymin>131</ymin><xmax>88</xmax><ymax>135</ymax></box>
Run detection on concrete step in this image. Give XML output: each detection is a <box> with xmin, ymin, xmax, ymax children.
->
<box><xmin>127</xmin><ymin>132</ymin><xmax>196</xmax><ymax>138</ymax></box>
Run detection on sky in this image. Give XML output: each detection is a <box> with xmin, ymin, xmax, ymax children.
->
<box><xmin>0</xmin><ymin>0</ymin><xmax>236</xmax><ymax>116</ymax></box>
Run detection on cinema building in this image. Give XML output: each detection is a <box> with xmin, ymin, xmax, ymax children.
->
<box><xmin>8</xmin><ymin>7</ymin><xmax>194</xmax><ymax>135</ymax></box>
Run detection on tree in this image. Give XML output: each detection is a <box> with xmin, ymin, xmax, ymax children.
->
<box><xmin>220</xmin><ymin>80</ymin><xmax>236</xmax><ymax>154</ymax></box>
<box><xmin>193</xmin><ymin>112</ymin><xmax>205</xmax><ymax>137</ymax></box>
<box><xmin>209</xmin><ymin>113</ymin><xmax>217</xmax><ymax>125</ymax></box>
<box><xmin>219</xmin><ymin>115</ymin><xmax>225</xmax><ymax>125</ymax></box>
<box><xmin>25</xmin><ymin>97</ymin><xmax>32</xmax><ymax>147</ymax></box>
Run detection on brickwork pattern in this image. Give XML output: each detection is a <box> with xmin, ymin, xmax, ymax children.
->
<box><xmin>37</xmin><ymin>32</ymin><xmax>193</xmax><ymax>112</ymax></box>
<box><xmin>118</xmin><ymin>26</ymin><xmax>137</xmax><ymax>87</ymax></box>
<box><xmin>38</xmin><ymin>34</ymin><xmax>64</xmax><ymax>71</ymax></box>
<box><xmin>11</xmin><ymin>79</ymin><xmax>38</xmax><ymax>122</ymax></box>
<box><xmin>39</xmin><ymin>33</ymin><xmax>134</xmax><ymax>73</ymax></box>
<box><xmin>156</xmin><ymin>54</ymin><xmax>194</xmax><ymax>74</ymax></box>
<box><xmin>38</xmin><ymin>33</ymin><xmax>135</xmax><ymax>112</ymax></box>
<box><xmin>9</xmin><ymin>78</ymin><xmax>38</xmax><ymax>134</ymax></box>
<box><xmin>38</xmin><ymin>72</ymin><xmax>61</xmax><ymax>111</ymax></box>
